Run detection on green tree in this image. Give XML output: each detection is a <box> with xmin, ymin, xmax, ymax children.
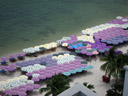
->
<box><xmin>112</xmin><ymin>54</ymin><xmax>128</xmax><ymax>83</ymax></box>
<box><xmin>100</xmin><ymin>47</ymin><xmax>117</xmax><ymax>81</ymax></box>
<box><xmin>39</xmin><ymin>74</ymin><xmax>72</xmax><ymax>96</ymax></box>
<box><xmin>100</xmin><ymin>47</ymin><xmax>128</xmax><ymax>82</ymax></box>
<box><xmin>106</xmin><ymin>82</ymin><xmax>123</xmax><ymax>96</ymax></box>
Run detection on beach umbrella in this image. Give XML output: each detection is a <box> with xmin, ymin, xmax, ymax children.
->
<box><xmin>80</xmin><ymin>50</ymin><xmax>87</xmax><ymax>55</ymax></box>
<box><xmin>92</xmin><ymin>51</ymin><xmax>99</xmax><ymax>55</ymax></box>
<box><xmin>9</xmin><ymin>54</ymin><xmax>17</xmax><ymax>58</ymax></box>
<box><xmin>19</xmin><ymin>88</ymin><xmax>27</xmax><ymax>92</ymax></box>
<box><xmin>4</xmin><ymin>89</ymin><xmax>11</xmax><ymax>95</ymax></box>
<box><xmin>0</xmin><ymin>69</ymin><xmax>6</xmax><ymax>73</ymax></box>
<box><xmin>18</xmin><ymin>92</ymin><xmax>27</xmax><ymax>96</ymax></box>
<box><xmin>77</xmin><ymin>40</ymin><xmax>84</xmax><ymax>43</ymax></box>
<box><xmin>116</xmin><ymin>16</ymin><xmax>123</xmax><ymax>19</ymax></box>
<box><xmin>69</xmin><ymin>70</ymin><xmax>76</xmax><ymax>74</ymax></box>
<box><xmin>69</xmin><ymin>52</ymin><xmax>76</xmax><ymax>55</ymax></box>
<box><xmin>81</xmin><ymin>61</ymin><xmax>87</xmax><ymax>64</ymax></box>
<box><xmin>32</xmin><ymin>77</ymin><xmax>40</xmax><ymax>82</ymax></box>
<box><xmin>39</xmin><ymin>75</ymin><xmax>46</xmax><ymax>80</ymax></box>
<box><xmin>75</xmin><ymin>50</ymin><xmax>81</xmax><ymax>53</ymax></box>
<box><xmin>62</xmin><ymin>43</ymin><xmax>68</xmax><ymax>47</ymax></box>
<box><xmin>82</xmin><ymin>43</ymin><xmax>87</xmax><ymax>46</ymax></box>
<box><xmin>1</xmin><ymin>61</ymin><xmax>8</xmax><ymax>65</ymax></box>
<box><xmin>75</xmin><ymin>68</ymin><xmax>82</xmax><ymax>72</ymax></box>
<box><xmin>81</xmin><ymin>67</ymin><xmax>88</xmax><ymax>71</ymax></box>
<box><xmin>40</xmin><ymin>62</ymin><xmax>47</xmax><ymax>66</ymax></box>
<box><xmin>53</xmin><ymin>54</ymin><xmax>58</xmax><ymax>56</ymax></box>
<box><xmin>87</xmin><ymin>65</ymin><xmax>94</xmax><ymax>69</ymax></box>
<box><xmin>39</xmin><ymin>47</ymin><xmax>45</xmax><ymax>51</ymax></box>
<box><xmin>10</xmin><ymin>90</ymin><xmax>18</xmax><ymax>95</ymax></box>
<box><xmin>26</xmin><ymin>72</ymin><xmax>33</xmax><ymax>77</ymax></box>
<box><xmin>33</xmin><ymin>84</ymin><xmax>40</xmax><ymax>89</ymax></box>
<box><xmin>1</xmin><ymin>57</ymin><xmax>8</xmax><ymax>61</ymax></box>
<box><xmin>62</xmin><ymin>72</ymin><xmax>71</xmax><ymax>76</ymax></box>
<box><xmin>68</xmin><ymin>46</ymin><xmax>73</xmax><ymax>49</ymax></box>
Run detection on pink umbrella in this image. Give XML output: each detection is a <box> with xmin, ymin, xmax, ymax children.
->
<box><xmin>1</xmin><ymin>57</ymin><xmax>8</xmax><ymax>61</ymax></box>
<box><xmin>68</xmin><ymin>46</ymin><xmax>73</xmax><ymax>49</ymax></box>
<box><xmin>9</xmin><ymin>54</ymin><xmax>17</xmax><ymax>58</ymax></box>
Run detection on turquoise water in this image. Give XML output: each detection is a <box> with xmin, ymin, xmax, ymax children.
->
<box><xmin>0</xmin><ymin>0</ymin><xmax>128</xmax><ymax>55</ymax></box>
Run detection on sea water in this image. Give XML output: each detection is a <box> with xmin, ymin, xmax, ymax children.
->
<box><xmin>0</xmin><ymin>0</ymin><xmax>128</xmax><ymax>55</ymax></box>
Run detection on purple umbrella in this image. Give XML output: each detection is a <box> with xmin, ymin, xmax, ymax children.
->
<box><xmin>10</xmin><ymin>90</ymin><xmax>18</xmax><ymax>95</ymax></box>
<box><xmin>9</xmin><ymin>54</ymin><xmax>17</xmax><ymax>58</ymax></box>
<box><xmin>4</xmin><ymin>89</ymin><xmax>11</xmax><ymax>95</ymax></box>
<box><xmin>18</xmin><ymin>92</ymin><xmax>27</xmax><ymax>96</ymax></box>
<box><xmin>32</xmin><ymin>77</ymin><xmax>40</xmax><ymax>82</ymax></box>
<box><xmin>68</xmin><ymin>46</ymin><xmax>73</xmax><ymax>49</ymax></box>
<box><xmin>46</xmin><ymin>73</ymin><xmax>53</xmax><ymax>79</ymax></box>
<box><xmin>18</xmin><ymin>85</ymin><xmax>26</xmax><ymax>89</ymax></box>
<box><xmin>1</xmin><ymin>57</ymin><xmax>8</xmax><ymax>61</ymax></box>
<box><xmin>39</xmin><ymin>75</ymin><xmax>46</xmax><ymax>80</ymax></box>
<box><xmin>11</xmin><ymin>87</ymin><xmax>19</xmax><ymax>91</ymax></box>
<box><xmin>26</xmin><ymin>72</ymin><xmax>33</xmax><ymax>77</ymax></box>
<box><xmin>19</xmin><ymin>88</ymin><xmax>27</xmax><ymax>92</ymax></box>
<box><xmin>33</xmin><ymin>84</ymin><xmax>40</xmax><ymax>89</ymax></box>
<box><xmin>26</xmin><ymin>85</ymin><xmax>34</xmax><ymax>91</ymax></box>
<box><xmin>86</xmin><ymin>52</ymin><xmax>93</xmax><ymax>56</ymax></box>
<box><xmin>18</xmin><ymin>53</ymin><xmax>26</xmax><ymax>56</ymax></box>
<box><xmin>7</xmin><ymin>66</ymin><xmax>16</xmax><ymax>71</ymax></box>
<box><xmin>80</xmin><ymin>50</ymin><xmax>87</xmax><ymax>54</ymax></box>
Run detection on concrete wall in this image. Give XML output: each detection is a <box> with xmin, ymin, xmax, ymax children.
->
<box><xmin>123</xmin><ymin>66</ymin><xmax>128</xmax><ymax>96</ymax></box>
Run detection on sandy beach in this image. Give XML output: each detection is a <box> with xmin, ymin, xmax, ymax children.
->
<box><xmin>0</xmin><ymin>42</ymin><xmax>128</xmax><ymax>96</ymax></box>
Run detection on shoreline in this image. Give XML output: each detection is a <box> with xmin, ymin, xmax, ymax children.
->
<box><xmin>0</xmin><ymin>30</ymin><xmax>82</xmax><ymax>58</ymax></box>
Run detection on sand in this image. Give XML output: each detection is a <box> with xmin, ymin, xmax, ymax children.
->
<box><xmin>0</xmin><ymin>43</ymin><xmax>128</xmax><ymax>96</ymax></box>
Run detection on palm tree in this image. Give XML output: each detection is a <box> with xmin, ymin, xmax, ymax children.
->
<box><xmin>100</xmin><ymin>47</ymin><xmax>128</xmax><ymax>82</ymax></box>
<box><xmin>83</xmin><ymin>82</ymin><xmax>95</xmax><ymax>92</ymax></box>
<box><xmin>112</xmin><ymin>54</ymin><xmax>128</xmax><ymax>83</ymax></box>
<box><xmin>39</xmin><ymin>74</ymin><xmax>72</xmax><ymax>96</ymax></box>
<box><xmin>100</xmin><ymin>47</ymin><xmax>117</xmax><ymax>81</ymax></box>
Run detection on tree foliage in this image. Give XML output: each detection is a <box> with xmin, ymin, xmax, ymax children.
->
<box><xmin>39</xmin><ymin>74</ymin><xmax>72</xmax><ymax>96</ymax></box>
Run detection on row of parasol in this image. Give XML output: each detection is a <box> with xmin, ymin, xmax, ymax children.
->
<box><xmin>0</xmin><ymin>53</ymin><xmax>26</xmax><ymax>65</ymax></box>
<box><xmin>0</xmin><ymin>63</ymin><xmax>16</xmax><ymax>73</ymax></box>
<box><xmin>25</xmin><ymin>59</ymin><xmax>90</xmax><ymax>82</ymax></box>
<box><xmin>0</xmin><ymin>42</ymin><xmax>58</xmax><ymax>65</ymax></box>
<box><xmin>82</xmin><ymin>16</ymin><xmax>128</xmax><ymax>36</ymax></box>
<box><xmin>23</xmin><ymin>42</ymin><xmax>57</xmax><ymax>54</ymax></box>
<box><xmin>109</xmin><ymin>16</ymin><xmax>128</xmax><ymax>24</ymax></box>
<box><xmin>94</xmin><ymin>27</ymin><xmax>128</xmax><ymax>45</ymax></box>
<box><xmin>60</xmin><ymin>35</ymin><xmax>113</xmax><ymax>55</ymax></box>
<box><xmin>0</xmin><ymin>75</ymin><xmax>40</xmax><ymax>96</ymax></box>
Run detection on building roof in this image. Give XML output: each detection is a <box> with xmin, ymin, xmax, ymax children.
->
<box><xmin>124</xmin><ymin>66</ymin><xmax>128</xmax><ymax>71</ymax></box>
<box><xmin>58</xmin><ymin>83</ymin><xmax>98</xmax><ymax>96</ymax></box>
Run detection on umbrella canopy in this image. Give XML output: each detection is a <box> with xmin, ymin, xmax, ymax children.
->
<box><xmin>63</xmin><ymin>72</ymin><xmax>71</xmax><ymax>76</ymax></box>
<box><xmin>1</xmin><ymin>57</ymin><xmax>8</xmax><ymax>61</ymax></box>
<box><xmin>75</xmin><ymin>68</ymin><xmax>82</xmax><ymax>72</ymax></box>
<box><xmin>75</xmin><ymin>50</ymin><xmax>81</xmax><ymax>53</ymax></box>
<box><xmin>81</xmin><ymin>61</ymin><xmax>87</xmax><ymax>64</ymax></box>
<box><xmin>69</xmin><ymin>70</ymin><xmax>77</xmax><ymax>74</ymax></box>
